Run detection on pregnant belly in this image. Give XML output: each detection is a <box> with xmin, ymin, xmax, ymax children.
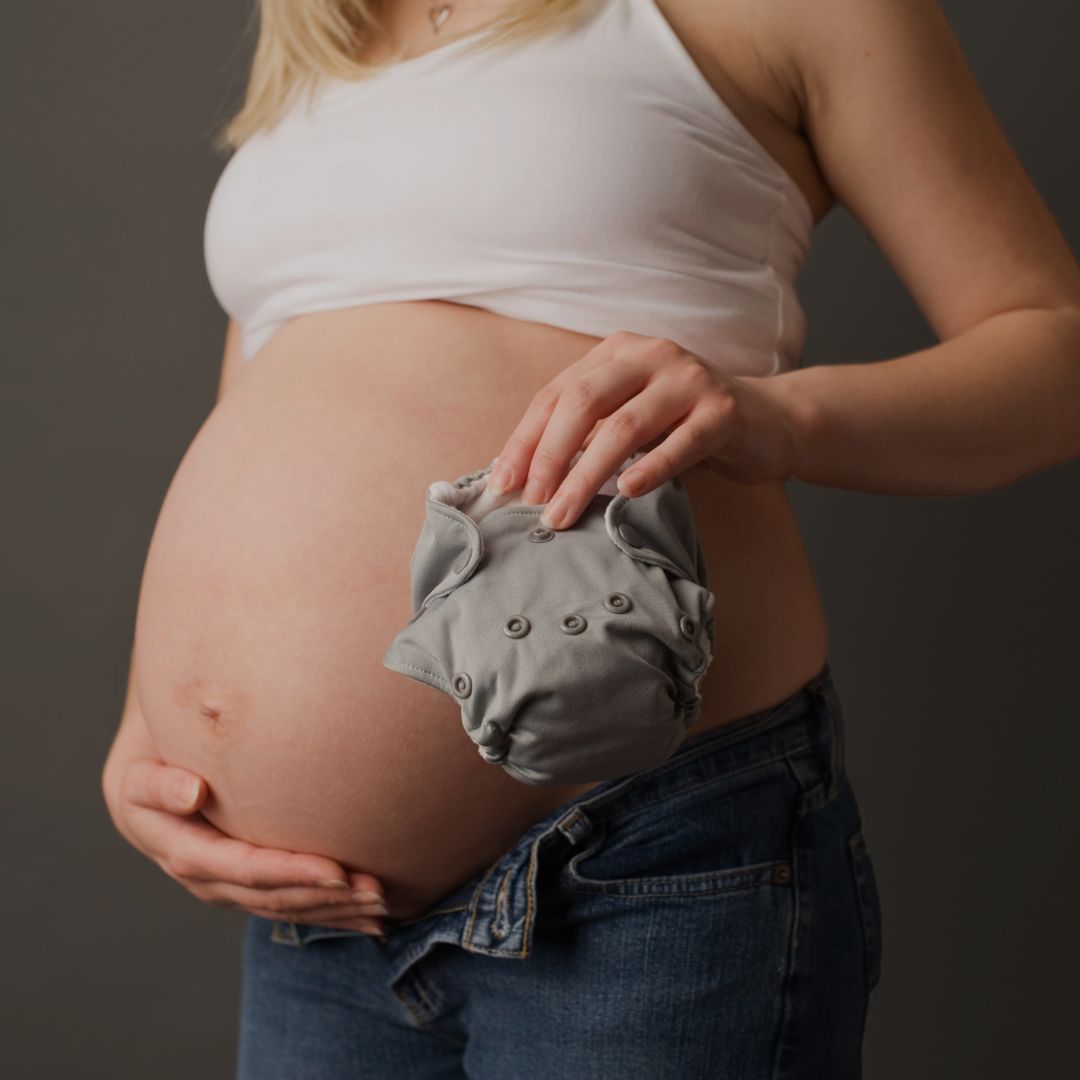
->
<box><xmin>133</xmin><ymin>301</ymin><xmax>827</xmax><ymax>922</ymax></box>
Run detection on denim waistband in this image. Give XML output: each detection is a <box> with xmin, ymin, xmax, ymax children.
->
<box><xmin>374</xmin><ymin>659</ymin><xmax>842</xmax><ymax>1010</ymax></box>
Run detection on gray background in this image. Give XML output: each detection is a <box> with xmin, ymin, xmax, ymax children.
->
<box><xmin>3</xmin><ymin>1</ymin><xmax>1078</xmax><ymax>1076</ymax></box>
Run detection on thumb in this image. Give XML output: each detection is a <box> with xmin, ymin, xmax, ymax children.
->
<box><xmin>121</xmin><ymin>756</ymin><xmax>209</xmax><ymax>815</ymax></box>
<box><xmin>160</xmin><ymin>766</ymin><xmax>207</xmax><ymax>814</ymax></box>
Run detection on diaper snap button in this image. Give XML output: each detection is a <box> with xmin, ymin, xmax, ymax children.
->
<box><xmin>451</xmin><ymin>672</ymin><xmax>473</xmax><ymax>697</ymax></box>
<box><xmin>452</xmin><ymin>551</ymin><xmax>470</xmax><ymax>573</ymax></box>
<box><xmin>678</xmin><ymin>614</ymin><xmax>697</xmax><ymax>640</ymax></box>
<box><xmin>604</xmin><ymin>592</ymin><xmax>632</xmax><ymax>613</ymax></box>
<box><xmin>477</xmin><ymin>719</ymin><xmax>506</xmax><ymax>747</ymax></box>
<box><xmin>503</xmin><ymin>615</ymin><xmax>531</xmax><ymax>638</ymax></box>
<box><xmin>528</xmin><ymin>526</ymin><xmax>555</xmax><ymax>543</ymax></box>
<box><xmin>618</xmin><ymin>523</ymin><xmax>643</xmax><ymax>547</ymax></box>
<box><xmin>561</xmin><ymin>613</ymin><xmax>587</xmax><ymax>635</ymax></box>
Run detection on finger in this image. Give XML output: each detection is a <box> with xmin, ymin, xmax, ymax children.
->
<box><xmin>540</xmin><ymin>379</ymin><xmax>694</xmax><ymax>530</ymax></box>
<box><xmin>135</xmin><ymin>806</ymin><xmax>357</xmax><ymax>890</ymax></box>
<box><xmin>579</xmin><ymin>416</ymin><xmax>606</xmax><ymax>452</ymax></box>
<box><xmin>262</xmin><ymin>903</ymin><xmax>385</xmax><ymax>927</ymax></box>
<box><xmin>192</xmin><ymin>880</ymin><xmax>390</xmax><ymax>917</ymax></box>
<box><xmin>523</xmin><ymin>358</ymin><xmax>653</xmax><ymax>509</ymax></box>
<box><xmin>614</xmin><ymin>405</ymin><xmax>728</xmax><ymax>497</ymax></box>
<box><xmin>487</xmin><ymin>337</ymin><xmax>623</xmax><ymax>495</ymax></box>
<box><xmin>246</xmin><ymin>910</ymin><xmax>386</xmax><ymax>936</ymax></box>
<box><xmin>172</xmin><ymin>817</ymin><xmax>357</xmax><ymax>889</ymax></box>
<box><xmin>344</xmin><ymin>871</ymin><xmax>388</xmax><ymax>901</ymax></box>
<box><xmin>121</xmin><ymin>757</ymin><xmax>207</xmax><ymax>815</ymax></box>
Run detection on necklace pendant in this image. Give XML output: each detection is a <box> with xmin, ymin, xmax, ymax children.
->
<box><xmin>428</xmin><ymin>3</ymin><xmax>452</xmax><ymax>34</ymax></box>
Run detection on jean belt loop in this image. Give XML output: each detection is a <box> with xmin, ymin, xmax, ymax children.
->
<box><xmin>555</xmin><ymin>805</ymin><xmax>595</xmax><ymax>846</ymax></box>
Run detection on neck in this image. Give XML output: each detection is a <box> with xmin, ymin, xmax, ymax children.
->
<box><xmin>380</xmin><ymin>0</ymin><xmax>515</xmax><ymax>43</ymax></box>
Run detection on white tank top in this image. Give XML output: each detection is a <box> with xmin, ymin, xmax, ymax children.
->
<box><xmin>204</xmin><ymin>0</ymin><xmax>814</xmax><ymax>374</ymax></box>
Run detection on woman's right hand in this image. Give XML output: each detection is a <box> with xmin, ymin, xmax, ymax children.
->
<box><xmin>102</xmin><ymin>752</ymin><xmax>388</xmax><ymax>935</ymax></box>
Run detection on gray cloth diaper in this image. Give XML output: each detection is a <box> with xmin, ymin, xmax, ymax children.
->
<box><xmin>381</xmin><ymin>450</ymin><xmax>717</xmax><ymax>786</ymax></box>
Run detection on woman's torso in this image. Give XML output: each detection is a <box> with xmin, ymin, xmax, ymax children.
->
<box><xmin>132</xmin><ymin>0</ymin><xmax>833</xmax><ymax>922</ymax></box>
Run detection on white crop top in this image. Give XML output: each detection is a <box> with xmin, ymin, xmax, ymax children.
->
<box><xmin>203</xmin><ymin>0</ymin><xmax>815</xmax><ymax>373</ymax></box>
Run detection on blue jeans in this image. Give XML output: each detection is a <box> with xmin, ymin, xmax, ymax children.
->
<box><xmin>237</xmin><ymin>660</ymin><xmax>883</xmax><ymax>1079</ymax></box>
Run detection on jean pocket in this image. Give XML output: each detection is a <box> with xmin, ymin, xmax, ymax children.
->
<box><xmin>268</xmin><ymin>919</ymin><xmax>365</xmax><ymax>947</ymax></box>
<box><xmin>560</xmin><ymin>756</ymin><xmax>799</xmax><ymax>899</ymax></box>
<box><xmin>847</xmin><ymin>828</ymin><xmax>883</xmax><ymax>993</ymax></box>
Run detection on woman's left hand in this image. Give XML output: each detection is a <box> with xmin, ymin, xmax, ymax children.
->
<box><xmin>486</xmin><ymin>331</ymin><xmax>807</xmax><ymax>530</ymax></box>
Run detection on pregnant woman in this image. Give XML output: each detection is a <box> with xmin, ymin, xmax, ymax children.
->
<box><xmin>101</xmin><ymin>0</ymin><xmax>1080</xmax><ymax>1075</ymax></box>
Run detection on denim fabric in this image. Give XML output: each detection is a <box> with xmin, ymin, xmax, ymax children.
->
<box><xmin>236</xmin><ymin>660</ymin><xmax>883</xmax><ymax>1079</ymax></box>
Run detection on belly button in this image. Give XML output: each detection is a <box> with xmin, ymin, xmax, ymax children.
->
<box><xmin>199</xmin><ymin>702</ymin><xmax>225</xmax><ymax>724</ymax></box>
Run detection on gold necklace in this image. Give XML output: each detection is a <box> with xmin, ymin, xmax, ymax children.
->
<box><xmin>427</xmin><ymin>3</ymin><xmax>453</xmax><ymax>33</ymax></box>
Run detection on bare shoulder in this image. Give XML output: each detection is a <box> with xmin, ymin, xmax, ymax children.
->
<box><xmin>672</xmin><ymin>0</ymin><xmax>1080</xmax><ymax>334</ymax></box>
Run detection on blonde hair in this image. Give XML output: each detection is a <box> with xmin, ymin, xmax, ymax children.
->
<box><xmin>219</xmin><ymin>0</ymin><xmax>596</xmax><ymax>150</ymax></box>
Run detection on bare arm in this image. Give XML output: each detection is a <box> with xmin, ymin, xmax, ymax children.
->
<box><xmin>755</xmin><ymin>0</ymin><xmax>1080</xmax><ymax>495</ymax></box>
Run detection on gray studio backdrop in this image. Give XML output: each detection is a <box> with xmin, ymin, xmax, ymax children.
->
<box><xmin>3</xmin><ymin>1</ymin><xmax>1078</xmax><ymax>1077</ymax></box>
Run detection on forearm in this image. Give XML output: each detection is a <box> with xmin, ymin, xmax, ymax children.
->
<box><xmin>763</xmin><ymin>306</ymin><xmax>1080</xmax><ymax>496</ymax></box>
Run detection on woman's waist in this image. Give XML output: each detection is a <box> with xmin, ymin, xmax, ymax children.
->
<box><xmin>683</xmin><ymin>468</ymin><xmax>828</xmax><ymax>731</ymax></box>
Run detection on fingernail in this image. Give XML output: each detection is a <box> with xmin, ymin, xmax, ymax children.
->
<box><xmin>487</xmin><ymin>464</ymin><xmax>511</xmax><ymax>493</ymax></box>
<box><xmin>619</xmin><ymin>471</ymin><xmax>643</xmax><ymax>496</ymax></box>
<box><xmin>315</xmin><ymin>878</ymin><xmax>349</xmax><ymax>889</ymax></box>
<box><xmin>350</xmin><ymin>893</ymin><xmax>389</xmax><ymax>914</ymax></box>
<box><xmin>177</xmin><ymin>779</ymin><xmax>201</xmax><ymax>808</ymax></box>
<box><xmin>523</xmin><ymin>477</ymin><xmax>546</xmax><ymax>504</ymax></box>
<box><xmin>540</xmin><ymin>497</ymin><xmax>567</xmax><ymax>529</ymax></box>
